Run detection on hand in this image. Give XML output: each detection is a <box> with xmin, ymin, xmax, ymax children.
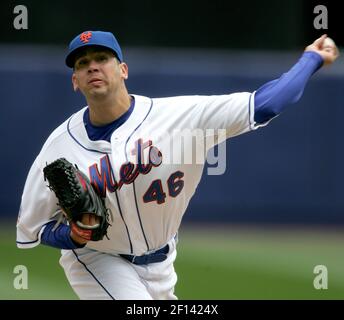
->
<box><xmin>70</xmin><ymin>213</ymin><xmax>101</xmax><ymax>245</ymax></box>
<box><xmin>305</xmin><ymin>34</ymin><xmax>340</xmax><ymax>66</ymax></box>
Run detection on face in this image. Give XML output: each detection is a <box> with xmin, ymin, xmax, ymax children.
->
<box><xmin>72</xmin><ymin>47</ymin><xmax>128</xmax><ymax>100</ymax></box>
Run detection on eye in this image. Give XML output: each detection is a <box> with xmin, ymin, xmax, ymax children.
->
<box><xmin>95</xmin><ymin>54</ymin><xmax>108</xmax><ymax>62</ymax></box>
<box><xmin>76</xmin><ymin>58</ymin><xmax>88</xmax><ymax>68</ymax></box>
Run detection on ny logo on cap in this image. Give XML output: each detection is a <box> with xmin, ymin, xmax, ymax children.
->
<box><xmin>80</xmin><ymin>31</ymin><xmax>92</xmax><ymax>43</ymax></box>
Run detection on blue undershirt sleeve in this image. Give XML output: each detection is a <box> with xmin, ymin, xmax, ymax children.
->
<box><xmin>254</xmin><ymin>51</ymin><xmax>324</xmax><ymax>124</ymax></box>
<box><xmin>41</xmin><ymin>220</ymin><xmax>85</xmax><ymax>249</ymax></box>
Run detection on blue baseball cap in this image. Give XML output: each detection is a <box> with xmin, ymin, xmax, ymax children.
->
<box><xmin>65</xmin><ymin>31</ymin><xmax>123</xmax><ymax>68</ymax></box>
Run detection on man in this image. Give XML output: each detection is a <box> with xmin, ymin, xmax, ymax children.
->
<box><xmin>16</xmin><ymin>30</ymin><xmax>339</xmax><ymax>299</ymax></box>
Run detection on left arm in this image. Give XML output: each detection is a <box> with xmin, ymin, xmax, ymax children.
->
<box><xmin>254</xmin><ymin>35</ymin><xmax>339</xmax><ymax>124</ymax></box>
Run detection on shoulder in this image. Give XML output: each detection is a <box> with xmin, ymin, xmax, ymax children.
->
<box><xmin>37</xmin><ymin>107</ymin><xmax>87</xmax><ymax>163</ymax></box>
<box><xmin>151</xmin><ymin>95</ymin><xmax>205</xmax><ymax>106</ymax></box>
<box><xmin>149</xmin><ymin>93</ymin><xmax>252</xmax><ymax>111</ymax></box>
<box><xmin>132</xmin><ymin>94</ymin><xmax>204</xmax><ymax>106</ymax></box>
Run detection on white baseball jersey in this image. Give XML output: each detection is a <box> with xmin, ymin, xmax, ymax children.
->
<box><xmin>17</xmin><ymin>93</ymin><xmax>263</xmax><ymax>255</ymax></box>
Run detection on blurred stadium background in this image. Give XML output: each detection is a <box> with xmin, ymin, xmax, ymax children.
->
<box><xmin>1</xmin><ymin>0</ymin><xmax>343</xmax><ymax>299</ymax></box>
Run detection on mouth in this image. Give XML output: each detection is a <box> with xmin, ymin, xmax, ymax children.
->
<box><xmin>88</xmin><ymin>78</ymin><xmax>104</xmax><ymax>85</ymax></box>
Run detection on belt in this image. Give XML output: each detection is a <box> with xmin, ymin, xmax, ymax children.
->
<box><xmin>119</xmin><ymin>243</ymin><xmax>169</xmax><ymax>265</ymax></box>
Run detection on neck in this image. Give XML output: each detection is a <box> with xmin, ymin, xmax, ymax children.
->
<box><xmin>87</xmin><ymin>91</ymin><xmax>131</xmax><ymax>126</ymax></box>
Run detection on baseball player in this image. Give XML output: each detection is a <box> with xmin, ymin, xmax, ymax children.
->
<box><xmin>16</xmin><ymin>31</ymin><xmax>339</xmax><ymax>299</ymax></box>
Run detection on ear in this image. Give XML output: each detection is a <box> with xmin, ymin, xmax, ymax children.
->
<box><xmin>72</xmin><ymin>73</ymin><xmax>79</xmax><ymax>92</ymax></box>
<box><xmin>120</xmin><ymin>62</ymin><xmax>129</xmax><ymax>80</ymax></box>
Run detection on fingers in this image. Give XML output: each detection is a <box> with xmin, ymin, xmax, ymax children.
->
<box><xmin>313</xmin><ymin>34</ymin><xmax>327</xmax><ymax>48</ymax></box>
<box><xmin>324</xmin><ymin>46</ymin><xmax>339</xmax><ymax>57</ymax></box>
<box><xmin>305</xmin><ymin>35</ymin><xmax>340</xmax><ymax>66</ymax></box>
<box><xmin>81</xmin><ymin>213</ymin><xmax>100</xmax><ymax>226</ymax></box>
<box><xmin>70</xmin><ymin>214</ymin><xmax>100</xmax><ymax>245</ymax></box>
<box><xmin>91</xmin><ymin>214</ymin><xmax>100</xmax><ymax>225</ymax></box>
<box><xmin>323</xmin><ymin>38</ymin><xmax>340</xmax><ymax>62</ymax></box>
<box><xmin>70</xmin><ymin>229</ymin><xmax>89</xmax><ymax>245</ymax></box>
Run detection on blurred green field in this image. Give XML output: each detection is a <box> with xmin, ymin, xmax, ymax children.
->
<box><xmin>1</xmin><ymin>223</ymin><xmax>344</xmax><ymax>299</ymax></box>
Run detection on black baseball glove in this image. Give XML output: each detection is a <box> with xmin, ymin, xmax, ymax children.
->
<box><xmin>43</xmin><ymin>158</ymin><xmax>110</xmax><ymax>241</ymax></box>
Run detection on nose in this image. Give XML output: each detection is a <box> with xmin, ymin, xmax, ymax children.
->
<box><xmin>87</xmin><ymin>59</ymin><xmax>99</xmax><ymax>73</ymax></box>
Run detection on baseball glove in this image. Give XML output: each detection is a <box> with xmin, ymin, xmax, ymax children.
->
<box><xmin>43</xmin><ymin>158</ymin><xmax>110</xmax><ymax>241</ymax></box>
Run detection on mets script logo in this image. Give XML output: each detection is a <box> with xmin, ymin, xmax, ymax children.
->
<box><xmin>80</xmin><ymin>31</ymin><xmax>92</xmax><ymax>43</ymax></box>
<box><xmin>88</xmin><ymin>139</ymin><xmax>162</xmax><ymax>197</ymax></box>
